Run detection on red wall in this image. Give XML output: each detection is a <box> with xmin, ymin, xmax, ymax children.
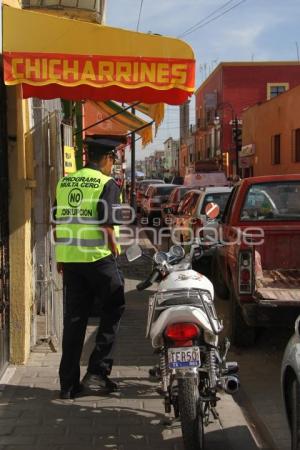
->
<box><xmin>195</xmin><ymin>63</ymin><xmax>300</xmax><ymax>170</ymax></box>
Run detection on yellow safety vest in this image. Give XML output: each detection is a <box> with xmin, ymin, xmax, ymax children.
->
<box><xmin>55</xmin><ymin>167</ymin><xmax>120</xmax><ymax>263</ymax></box>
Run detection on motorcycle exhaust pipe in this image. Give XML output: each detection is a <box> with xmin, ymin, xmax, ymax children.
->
<box><xmin>222</xmin><ymin>361</ymin><xmax>239</xmax><ymax>375</ymax></box>
<box><xmin>220</xmin><ymin>375</ymin><xmax>240</xmax><ymax>394</ymax></box>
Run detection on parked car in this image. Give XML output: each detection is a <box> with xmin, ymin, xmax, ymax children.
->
<box><xmin>212</xmin><ymin>174</ymin><xmax>300</xmax><ymax>347</ymax></box>
<box><xmin>171</xmin><ymin>187</ymin><xmax>232</xmax><ymax>245</ymax></box>
<box><xmin>161</xmin><ymin>185</ymin><xmax>198</xmax><ymax>226</ymax></box>
<box><xmin>281</xmin><ymin>316</ymin><xmax>300</xmax><ymax>450</ymax></box>
<box><xmin>170</xmin><ymin>175</ymin><xmax>184</xmax><ymax>185</ymax></box>
<box><xmin>136</xmin><ymin>179</ymin><xmax>165</xmax><ymax>211</ymax></box>
<box><xmin>141</xmin><ymin>184</ymin><xmax>179</xmax><ymax>224</ymax></box>
<box><xmin>171</xmin><ymin>189</ymin><xmax>202</xmax><ymax>243</ymax></box>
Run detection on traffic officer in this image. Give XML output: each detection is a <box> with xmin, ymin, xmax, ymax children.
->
<box><xmin>54</xmin><ymin>137</ymin><xmax>125</xmax><ymax>399</ymax></box>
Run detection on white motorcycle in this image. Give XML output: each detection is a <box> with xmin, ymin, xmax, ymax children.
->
<box><xmin>126</xmin><ymin>217</ymin><xmax>239</xmax><ymax>450</ymax></box>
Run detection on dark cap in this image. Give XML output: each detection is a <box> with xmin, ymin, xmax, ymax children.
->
<box><xmin>83</xmin><ymin>137</ymin><xmax>120</xmax><ymax>157</ymax></box>
<box><xmin>83</xmin><ymin>136</ymin><xmax>120</xmax><ymax>155</ymax></box>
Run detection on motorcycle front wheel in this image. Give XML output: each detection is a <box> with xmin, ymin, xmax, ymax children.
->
<box><xmin>178</xmin><ymin>378</ymin><xmax>204</xmax><ymax>450</ymax></box>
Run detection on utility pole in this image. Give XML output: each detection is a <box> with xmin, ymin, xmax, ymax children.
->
<box><xmin>233</xmin><ymin>116</ymin><xmax>241</xmax><ymax>176</ymax></box>
<box><xmin>130</xmin><ymin>107</ymin><xmax>136</xmax><ymax>212</ymax></box>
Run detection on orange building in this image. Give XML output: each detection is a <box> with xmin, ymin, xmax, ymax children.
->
<box><xmin>242</xmin><ymin>84</ymin><xmax>300</xmax><ymax>177</ymax></box>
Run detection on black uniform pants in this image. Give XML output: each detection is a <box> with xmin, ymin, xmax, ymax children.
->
<box><xmin>59</xmin><ymin>255</ymin><xmax>125</xmax><ymax>390</ymax></box>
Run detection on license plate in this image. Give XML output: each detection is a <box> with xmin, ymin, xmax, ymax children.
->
<box><xmin>168</xmin><ymin>346</ymin><xmax>201</xmax><ymax>369</ymax></box>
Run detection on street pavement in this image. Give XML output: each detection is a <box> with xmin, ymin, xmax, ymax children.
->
<box><xmin>155</xmin><ymin>226</ymin><xmax>292</xmax><ymax>450</ymax></box>
<box><xmin>0</xmin><ymin>233</ymin><xmax>271</xmax><ymax>450</ymax></box>
<box><xmin>217</xmin><ymin>297</ymin><xmax>292</xmax><ymax>450</ymax></box>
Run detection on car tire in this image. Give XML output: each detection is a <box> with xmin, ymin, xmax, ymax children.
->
<box><xmin>229</xmin><ymin>289</ymin><xmax>256</xmax><ymax>347</ymax></box>
<box><xmin>211</xmin><ymin>254</ymin><xmax>229</xmax><ymax>299</ymax></box>
<box><xmin>289</xmin><ymin>378</ymin><xmax>300</xmax><ymax>450</ymax></box>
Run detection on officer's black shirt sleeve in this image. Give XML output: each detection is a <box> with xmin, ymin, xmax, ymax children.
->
<box><xmin>98</xmin><ymin>179</ymin><xmax>121</xmax><ymax>226</ymax></box>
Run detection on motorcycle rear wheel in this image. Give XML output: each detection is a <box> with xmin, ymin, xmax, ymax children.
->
<box><xmin>289</xmin><ymin>379</ymin><xmax>300</xmax><ymax>450</ymax></box>
<box><xmin>178</xmin><ymin>378</ymin><xmax>204</xmax><ymax>450</ymax></box>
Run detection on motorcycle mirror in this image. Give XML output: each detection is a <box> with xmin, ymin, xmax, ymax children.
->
<box><xmin>125</xmin><ymin>244</ymin><xmax>143</xmax><ymax>262</ymax></box>
<box><xmin>205</xmin><ymin>202</ymin><xmax>220</xmax><ymax>220</ymax></box>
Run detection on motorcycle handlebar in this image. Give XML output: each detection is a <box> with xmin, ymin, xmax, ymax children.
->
<box><xmin>136</xmin><ymin>269</ymin><xmax>161</xmax><ymax>291</ymax></box>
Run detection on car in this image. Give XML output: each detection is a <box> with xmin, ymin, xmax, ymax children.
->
<box><xmin>136</xmin><ymin>179</ymin><xmax>165</xmax><ymax>211</ymax></box>
<box><xmin>140</xmin><ymin>183</ymin><xmax>179</xmax><ymax>225</ymax></box>
<box><xmin>171</xmin><ymin>189</ymin><xmax>202</xmax><ymax>244</ymax></box>
<box><xmin>281</xmin><ymin>316</ymin><xmax>300</xmax><ymax>450</ymax></box>
<box><xmin>161</xmin><ymin>185</ymin><xmax>198</xmax><ymax>226</ymax></box>
<box><xmin>171</xmin><ymin>186</ymin><xmax>232</xmax><ymax>246</ymax></box>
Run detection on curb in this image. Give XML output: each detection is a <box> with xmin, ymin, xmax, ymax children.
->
<box><xmin>235</xmin><ymin>387</ymin><xmax>279</xmax><ymax>449</ymax></box>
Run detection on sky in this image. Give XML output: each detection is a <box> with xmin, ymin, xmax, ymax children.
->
<box><xmin>106</xmin><ymin>0</ymin><xmax>300</xmax><ymax>161</ymax></box>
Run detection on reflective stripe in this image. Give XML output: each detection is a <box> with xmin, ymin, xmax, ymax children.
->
<box><xmin>55</xmin><ymin>237</ymin><xmax>105</xmax><ymax>247</ymax></box>
<box><xmin>55</xmin><ymin>217</ymin><xmax>102</xmax><ymax>224</ymax></box>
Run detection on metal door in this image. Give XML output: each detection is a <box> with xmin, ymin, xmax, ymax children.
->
<box><xmin>31</xmin><ymin>101</ymin><xmax>64</xmax><ymax>351</ymax></box>
<box><xmin>0</xmin><ymin>82</ymin><xmax>9</xmax><ymax>377</ymax></box>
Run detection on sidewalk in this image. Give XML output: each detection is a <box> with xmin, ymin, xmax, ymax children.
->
<box><xmin>0</xmin><ymin>237</ymin><xmax>267</xmax><ymax>450</ymax></box>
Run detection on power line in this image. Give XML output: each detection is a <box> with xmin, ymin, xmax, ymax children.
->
<box><xmin>179</xmin><ymin>0</ymin><xmax>248</xmax><ymax>38</ymax></box>
<box><xmin>178</xmin><ymin>0</ymin><xmax>237</xmax><ymax>38</ymax></box>
<box><xmin>136</xmin><ymin>0</ymin><xmax>144</xmax><ymax>31</ymax></box>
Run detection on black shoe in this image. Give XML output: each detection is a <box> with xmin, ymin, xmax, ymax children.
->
<box><xmin>59</xmin><ymin>383</ymin><xmax>84</xmax><ymax>399</ymax></box>
<box><xmin>82</xmin><ymin>372</ymin><xmax>119</xmax><ymax>393</ymax></box>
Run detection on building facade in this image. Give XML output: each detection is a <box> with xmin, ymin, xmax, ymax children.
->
<box><xmin>194</xmin><ymin>62</ymin><xmax>300</xmax><ymax>176</ymax></box>
<box><xmin>163</xmin><ymin>137</ymin><xmax>180</xmax><ymax>180</ymax></box>
<box><xmin>179</xmin><ymin>101</ymin><xmax>195</xmax><ymax>176</ymax></box>
<box><xmin>242</xmin><ymin>84</ymin><xmax>300</xmax><ymax>177</ymax></box>
<box><xmin>1</xmin><ymin>0</ymin><xmax>107</xmax><ymax>373</ymax></box>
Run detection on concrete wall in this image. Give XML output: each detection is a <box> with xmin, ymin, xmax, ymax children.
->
<box><xmin>242</xmin><ymin>84</ymin><xmax>300</xmax><ymax>176</ymax></box>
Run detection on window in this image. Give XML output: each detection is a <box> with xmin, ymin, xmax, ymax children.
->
<box><xmin>200</xmin><ymin>192</ymin><xmax>231</xmax><ymax>215</ymax></box>
<box><xmin>178</xmin><ymin>192</ymin><xmax>193</xmax><ymax>215</ymax></box>
<box><xmin>267</xmin><ymin>83</ymin><xmax>289</xmax><ymax>100</ymax></box>
<box><xmin>293</xmin><ymin>128</ymin><xmax>300</xmax><ymax>163</ymax></box>
<box><xmin>272</xmin><ymin>134</ymin><xmax>281</xmax><ymax>164</ymax></box>
<box><xmin>240</xmin><ymin>182</ymin><xmax>300</xmax><ymax>221</ymax></box>
<box><xmin>206</xmin><ymin>110</ymin><xmax>213</xmax><ymax>124</ymax></box>
<box><xmin>187</xmin><ymin>193</ymin><xmax>200</xmax><ymax>215</ymax></box>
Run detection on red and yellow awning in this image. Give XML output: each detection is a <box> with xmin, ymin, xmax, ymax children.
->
<box><xmin>3</xmin><ymin>5</ymin><xmax>195</xmax><ymax>105</ymax></box>
<box><xmin>83</xmin><ymin>101</ymin><xmax>154</xmax><ymax>146</ymax></box>
<box><xmin>129</xmin><ymin>103</ymin><xmax>165</xmax><ymax>131</ymax></box>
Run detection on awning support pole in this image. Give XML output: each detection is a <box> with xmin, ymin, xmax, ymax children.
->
<box><xmin>128</xmin><ymin>118</ymin><xmax>154</xmax><ymax>212</ymax></box>
<box><xmin>126</xmin><ymin>120</ymin><xmax>154</xmax><ymax>137</ymax></box>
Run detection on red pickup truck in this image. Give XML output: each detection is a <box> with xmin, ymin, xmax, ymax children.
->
<box><xmin>212</xmin><ymin>174</ymin><xmax>300</xmax><ymax>346</ymax></box>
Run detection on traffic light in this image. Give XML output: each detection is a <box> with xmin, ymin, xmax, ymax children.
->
<box><xmin>232</xmin><ymin>121</ymin><xmax>242</xmax><ymax>149</ymax></box>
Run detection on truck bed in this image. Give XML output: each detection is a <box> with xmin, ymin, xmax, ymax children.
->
<box><xmin>255</xmin><ymin>270</ymin><xmax>300</xmax><ymax>305</ymax></box>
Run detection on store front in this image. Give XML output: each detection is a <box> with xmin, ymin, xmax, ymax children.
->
<box><xmin>2</xmin><ymin>1</ymin><xmax>195</xmax><ymax>365</ymax></box>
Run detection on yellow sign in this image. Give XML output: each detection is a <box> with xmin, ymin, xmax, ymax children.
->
<box><xmin>2</xmin><ymin>5</ymin><xmax>195</xmax><ymax>104</ymax></box>
<box><xmin>64</xmin><ymin>146</ymin><xmax>76</xmax><ymax>174</ymax></box>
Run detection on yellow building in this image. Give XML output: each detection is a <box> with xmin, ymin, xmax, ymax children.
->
<box><xmin>2</xmin><ymin>0</ymin><xmax>108</xmax><ymax>373</ymax></box>
<box><xmin>242</xmin><ymin>84</ymin><xmax>300</xmax><ymax>177</ymax></box>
